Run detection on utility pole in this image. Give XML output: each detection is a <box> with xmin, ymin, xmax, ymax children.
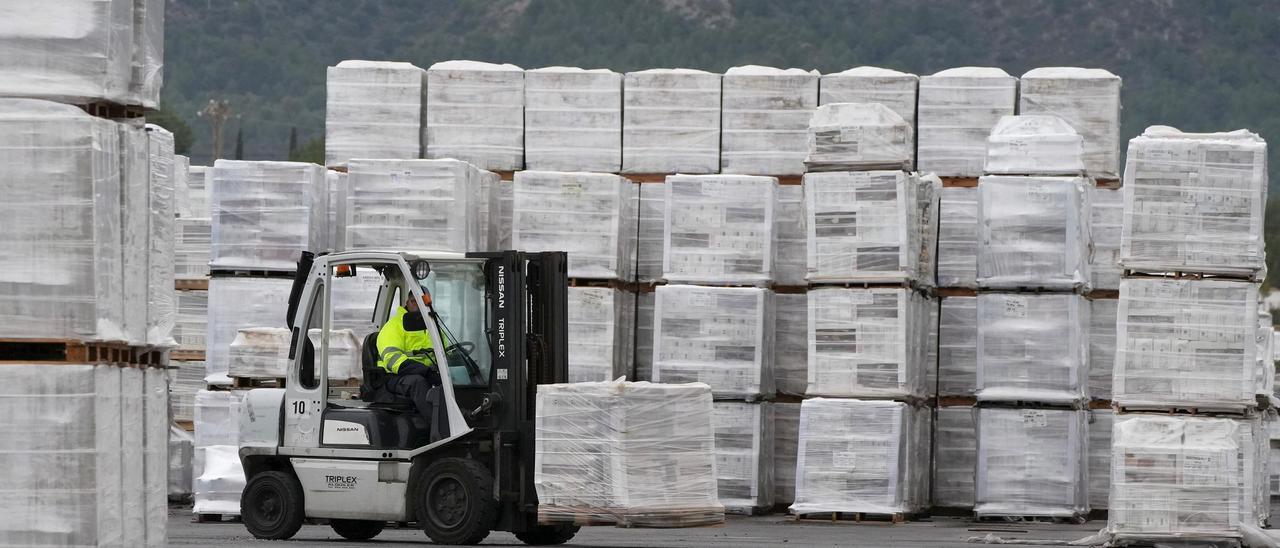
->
<box><xmin>198</xmin><ymin>99</ymin><xmax>232</xmax><ymax>160</ymax></box>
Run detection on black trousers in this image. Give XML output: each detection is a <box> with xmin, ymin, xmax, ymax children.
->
<box><xmin>379</xmin><ymin>368</ymin><xmax>450</xmax><ymax>442</ymax></box>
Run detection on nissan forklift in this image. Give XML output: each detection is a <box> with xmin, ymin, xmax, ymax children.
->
<box><xmin>237</xmin><ymin>249</ymin><xmax>577</xmax><ymax>545</ymax></box>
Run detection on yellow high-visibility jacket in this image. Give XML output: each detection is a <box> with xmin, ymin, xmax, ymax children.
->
<box><xmin>376</xmin><ymin>307</ymin><xmax>442</xmax><ymax>374</ymax></box>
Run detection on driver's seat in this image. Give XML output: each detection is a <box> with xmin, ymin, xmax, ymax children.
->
<box><xmin>358</xmin><ymin>331</ymin><xmax>414</xmax><ymax>409</ymax></box>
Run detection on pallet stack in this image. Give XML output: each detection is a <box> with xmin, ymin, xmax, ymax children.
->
<box><xmin>0</xmin><ymin>1</ymin><xmax>170</xmax><ymax>544</ymax></box>
<box><xmin>1108</xmin><ymin>127</ymin><xmax>1270</xmax><ymax>545</ymax></box>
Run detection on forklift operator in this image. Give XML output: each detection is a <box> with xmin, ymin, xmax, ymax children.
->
<box><xmin>374</xmin><ymin>295</ymin><xmax>445</xmax><ymax>428</ymax></box>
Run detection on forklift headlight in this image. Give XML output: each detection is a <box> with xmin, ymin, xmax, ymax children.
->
<box><xmin>411</xmin><ymin>259</ymin><xmax>432</xmax><ymax>280</ymax></box>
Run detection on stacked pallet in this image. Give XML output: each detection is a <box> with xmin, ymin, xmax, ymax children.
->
<box><xmin>425</xmin><ymin>60</ymin><xmax>524</xmax><ymax>171</ymax></box>
<box><xmin>324</xmin><ymin>60</ymin><xmax>427</xmax><ymax>169</ymax></box>
<box><xmin>721</xmin><ymin>66</ymin><xmax>818</xmax><ymax>176</ymax></box>
<box><xmin>1108</xmin><ymin>127</ymin><xmax>1270</xmax><ymax>544</ymax></box>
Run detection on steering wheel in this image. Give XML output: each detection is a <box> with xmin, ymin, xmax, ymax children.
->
<box><xmin>445</xmin><ymin>342</ymin><xmax>484</xmax><ymax>384</ymax></box>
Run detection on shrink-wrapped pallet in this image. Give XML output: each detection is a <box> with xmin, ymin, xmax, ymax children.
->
<box><xmin>791</xmin><ymin>399</ymin><xmax>930</xmax><ymax>515</ymax></box>
<box><xmin>773</xmin><ymin>402</ymin><xmax>800</xmax><ymax>505</ymax></box>
<box><xmin>1090</xmin><ymin>186</ymin><xmax>1122</xmax><ymax>290</ymax></box>
<box><xmin>425</xmin><ymin>60</ymin><xmax>524</xmax><ymax>171</ymax></box>
<box><xmin>513</xmin><ymin>171</ymin><xmax>637</xmax><ymax>279</ymax></box>
<box><xmin>489</xmin><ymin>179</ymin><xmax>513</xmax><ymax>250</ymax></box>
<box><xmin>193</xmin><ymin>390</ymin><xmax>246</xmax><ymax>516</ymax></box>
<box><xmin>917</xmin><ymin>67</ymin><xmax>1017</xmax><ymax>177</ymax></box>
<box><xmin>174</xmin><ymin>289</ymin><xmax>207</xmax><ymax>351</ymax></box>
<box><xmin>210</xmin><ymin>160</ymin><xmax>326</xmax><ymax>271</ymax></box>
<box><xmin>205</xmin><ymin>277</ymin><xmax>293</xmax><ymax>384</ymax></box>
<box><xmin>636</xmin><ymin>183</ymin><xmax>664</xmax><ymax>282</ymax></box>
<box><xmin>983</xmin><ymin>115</ymin><xmax>1085</xmax><ymax>176</ymax></box>
<box><xmin>0</xmin><ymin>366</ymin><xmax>124</xmax><ymax>546</ymax></box>
<box><xmin>175</xmin><ymin>217</ymin><xmax>211</xmax><ymax>279</ymax></box>
<box><xmin>976</xmin><ymin>293</ymin><xmax>1090</xmax><ymax>404</ymax></box>
<box><xmin>0</xmin><ymin>0</ymin><xmax>133</xmax><ymax>104</ymax></box>
<box><xmin>193</xmin><ymin>389</ymin><xmax>243</xmax><ymax>448</ymax></box>
<box><xmin>120</xmin><ymin>368</ymin><xmax>144</xmax><ymax>545</ymax></box>
<box><xmin>146</xmin><ymin>124</ymin><xmax>176</xmax><ymax>346</ymax></box>
<box><xmin>345</xmin><ymin>158</ymin><xmax>485</xmax><ymax>253</ymax></box>
<box><xmin>169</xmin><ymin>426</ymin><xmax>194</xmax><ymax>500</ymax></box>
<box><xmin>652</xmin><ymin>285</ymin><xmax>774</xmax><ymax>399</ymax></box>
<box><xmin>774</xmin><ymin>185</ymin><xmax>807</xmax><ymax>286</ymax></box>
<box><xmin>721</xmin><ymin>66</ymin><xmax>818</xmax><ymax>176</ymax></box>
<box><xmin>172</xmin><ymin>154</ymin><xmax>189</xmax><ymax>218</ymax></box>
<box><xmin>1089</xmin><ymin>298</ymin><xmax>1118</xmax><ymax>401</ymax></box>
<box><xmin>925</xmin><ymin>299</ymin><xmax>938</xmax><ymax>397</ymax></box>
<box><xmin>167</xmin><ymin>359</ymin><xmax>202</xmax><ymax>422</ymax></box>
<box><xmin>1109</xmin><ymin>415</ymin><xmax>1266</xmax><ymax>540</ymax></box>
<box><xmin>567</xmin><ymin>287</ymin><xmax>635</xmax><ymax>383</ymax></box>
<box><xmin>1120</xmin><ymin>127</ymin><xmax>1267</xmax><ymax>279</ymax></box>
<box><xmin>819</xmin><ymin>67</ymin><xmax>918</xmax><ymax>167</ymax></box>
<box><xmin>525</xmin><ymin>67</ymin><xmax>622</xmax><ymax>172</ymax></box>
<box><xmin>128</xmin><ymin>0</ymin><xmax>165</xmax><ymax>108</ymax></box>
<box><xmin>326</xmin><ymin>170</ymin><xmax>347</xmax><ymax>252</ymax></box>
<box><xmin>1088</xmin><ymin>409</ymin><xmax>1113</xmax><ymax>510</ymax></box>
<box><xmin>938</xmin><ymin>296</ymin><xmax>978</xmax><ymax>396</ymax></box>
<box><xmin>976</xmin><ymin>176</ymin><xmax>1091</xmax><ymax>291</ymax></box>
<box><xmin>143</xmin><ymin>367</ymin><xmax>167</xmax><ymax>545</ymax></box>
<box><xmin>774</xmin><ymin>293</ymin><xmax>808</xmax><ymax>396</ymax></box>
<box><xmin>975</xmin><ymin>407</ymin><xmax>1088</xmax><ymax>519</ymax></box>
<box><xmin>330</xmin><ymin>269</ymin><xmax>381</xmax><ymax>335</ymax></box>
<box><xmin>228</xmin><ymin>327</ymin><xmax>362</xmax><ymax>380</ymax></box>
<box><xmin>804</xmin><ymin>170</ymin><xmax>932</xmax><ymax>284</ymax></box>
<box><xmin>806</xmin><ymin>287</ymin><xmax>930</xmax><ymax>399</ymax></box>
<box><xmin>663</xmin><ymin>175</ymin><xmax>776</xmax><ymax>285</ymax></box>
<box><xmin>1114</xmin><ymin>279</ymin><xmax>1259</xmax><ymax>411</ymax></box>
<box><xmin>477</xmin><ymin>170</ymin><xmax>497</xmax><ymax>249</ymax></box>
<box><xmin>534</xmin><ymin>381</ymin><xmax>723</xmax><ymax>527</ymax></box>
<box><xmin>933</xmin><ymin>406</ymin><xmax>977</xmax><ymax>508</ymax></box>
<box><xmin>712</xmin><ymin>402</ymin><xmax>774</xmax><ymax>512</ymax></box>
<box><xmin>622</xmin><ymin>69</ymin><xmax>721</xmax><ymax>174</ymax></box>
<box><xmin>805</xmin><ymin>103</ymin><xmax>911</xmax><ymax>172</ymax></box>
<box><xmin>1257</xmin><ymin>310</ymin><xmax>1275</xmax><ymax>399</ymax></box>
<box><xmin>0</xmin><ymin>99</ymin><xmax>124</xmax><ymax>341</ymax></box>
<box><xmin>1019</xmin><ymin>68</ymin><xmax>1122</xmax><ymax>179</ymax></box>
<box><xmin>633</xmin><ymin>292</ymin><xmax>655</xmax><ymax>381</ymax></box>
<box><xmin>120</xmin><ymin>122</ymin><xmax>149</xmax><ymax>345</ymax></box>
<box><xmin>184</xmin><ymin>165</ymin><xmax>211</xmax><ymax>218</ymax></box>
<box><xmin>324</xmin><ymin>60</ymin><xmax>426</xmax><ymax>167</ymax></box>
<box><xmin>937</xmin><ymin>186</ymin><xmax>978</xmax><ymax>288</ymax></box>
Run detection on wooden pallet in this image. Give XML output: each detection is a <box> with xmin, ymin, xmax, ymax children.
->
<box><xmin>0</xmin><ymin>338</ymin><xmax>134</xmax><ymax>365</ymax></box>
<box><xmin>974</xmin><ymin>513</ymin><xmax>1087</xmax><ymax>525</ymax></box>
<box><xmin>1086</xmin><ymin>289</ymin><xmax>1119</xmax><ymax>300</ymax></box>
<box><xmin>1087</xmin><ymin>399</ymin><xmax>1114</xmax><ymax>410</ymax></box>
<box><xmin>1111</xmin><ymin>402</ymin><xmax>1254</xmax><ymax>417</ymax></box>
<box><xmin>210</xmin><ymin>269</ymin><xmax>296</xmax><ymax>279</ymax></box>
<box><xmin>174</xmin><ymin>420</ymin><xmax>194</xmax><ymax>432</ymax></box>
<box><xmin>231</xmin><ymin>376</ymin><xmax>285</xmax><ymax>389</ymax></box>
<box><xmin>625</xmin><ymin>173</ymin><xmax>803</xmax><ymax>185</ymax></box>
<box><xmin>935</xmin><ymin>287</ymin><xmax>978</xmax><ymax>298</ymax></box>
<box><xmin>806</xmin><ymin>279</ymin><xmax>919</xmax><ymax>291</ymax></box>
<box><xmin>170</xmin><ymin>349</ymin><xmax>206</xmax><ymax>361</ymax></box>
<box><xmin>1095</xmin><ymin>178</ymin><xmax>1122</xmax><ymax>189</ymax></box>
<box><xmin>771</xmin><ymin>285</ymin><xmax>809</xmax><ymax>295</ymax></box>
<box><xmin>940</xmin><ymin>176</ymin><xmax>978</xmax><ymax>188</ymax></box>
<box><xmin>78</xmin><ymin>101</ymin><xmax>146</xmax><ymax>119</ymax></box>
<box><xmin>792</xmin><ymin>511</ymin><xmax>914</xmax><ymax>525</ymax></box>
<box><xmin>977</xmin><ymin>399</ymin><xmax>1084</xmax><ymax>411</ymax></box>
<box><xmin>568</xmin><ymin>278</ymin><xmax>639</xmax><ymax>291</ymax></box>
<box><xmin>327</xmin><ymin>165</ymin><xmax>348</xmax><ymax>173</ymax></box>
<box><xmin>1121</xmin><ymin>269</ymin><xmax>1259</xmax><ymax>283</ymax></box>
<box><xmin>175</xmin><ymin>278</ymin><xmax>209</xmax><ymax>291</ymax></box>
<box><xmin>936</xmin><ymin>395</ymin><xmax>977</xmax><ymax>407</ymax></box>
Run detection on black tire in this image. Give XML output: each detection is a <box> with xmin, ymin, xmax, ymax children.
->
<box><xmin>331</xmin><ymin>519</ymin><xmax>385</xmax><ymax>540</ymax></box>
<box><xmin>412</xmin><ymin>458</ymin><xmax>498</xmax><ymax>545</ymax></box>
<box><xmin>515</xmin><ymin>524</ymin><xmax>580</xmax><ymax>545</ymax></box>
<box><xmin>241</xmin><ymin>471</ymin><xmax>306</xmax><ymax>540</ymax></box>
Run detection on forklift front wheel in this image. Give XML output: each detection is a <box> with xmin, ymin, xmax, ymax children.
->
<box><xmin>330</xmin><ymin>519</ymin><xmax>385</xmax><ymax>540</ymax></box>
<box><xmin>413</xmin><ymin>458</ymin><xmax>498</xmax><ymax>545</ymax></box>
<box><xmin>241</xmin><ymin>471</ymin><xmax>306</xmax><ymax>540</ymax></box>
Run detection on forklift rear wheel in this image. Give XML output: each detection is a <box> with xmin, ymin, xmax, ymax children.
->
<box><xmin>241</xmin><ymin>471</ymin><xmax>305</xmax><ymax>540</ymax></box>
<box><xmin>413</xmin><ymin>458</ymin><xmax>498</xmax><ymax>545</ymax></box>
<box><xmin>330</xmin><ymin>519</ymin><xmax>385</xmax><ymax>540</ymax></box>
<box><xmin>515</xmin><ymin>524</ymin><xmax>580</xmax><ymax>545</ymax></box>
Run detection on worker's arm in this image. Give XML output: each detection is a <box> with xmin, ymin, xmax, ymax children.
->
<box><xmin>377</xmin><ymin>307</ymin><xmax>441</xmax><ymax>383</ymax></box>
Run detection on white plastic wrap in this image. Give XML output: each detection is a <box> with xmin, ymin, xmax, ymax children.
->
<box><xmin>806</xmin><ymin>287</ymin><xmax>930</xmax><ymax>399</ymax></box>
<box><xmin>120</xmin><ymin>122</ymin><xmax>149</xmax><ymax>345</ymax></box>
<box><xmin>193</xmin><ymin>389</ymin><xmax>246</xmax><ymax>515</ymax></box>
<box><xmin>1090</xmin><ymin>186</ymin><xmax>1122</xmax><ymax>290</ymax></box>
<box><xmin>925</xmin><ymin>298</ymin><xmax>938</xmax><ymax>398</ymax></box>
<box><xmin>173</xmin><ymin>154</ymin><xmax>189</xmax><ymax>216</ymax></box>
<box><xmin>791</xmin><ymin>399</ymin><xmax>930</xmax><ymax>515</ymax></box>
<box><xmin>721</xmin><ymin>66</ymin><xmax>818</xmax><ymax>176</ymax></box>
<box><xmin>345</xmin><ymin>158</ymin><xmax>486</xmax><ymax>253</ymax></box>
<box><xmin>128</xmin><ymin>0</ymin><xmax>164</xmax><ymax>108</ymax></box>
<box><xmin>0</xmin><ymin>0</ymin><xmax>133</xmax><ymax>104</ymax></box>
<box><xmin>477</xmin><ymin>170</ymin><xmax>496</xmax><ymax>249</ymax></box>
<box><xmin>184</xmin><ymin>164</ymin><xmax>211</xmax><ymax>218</ymax></box>
<box><xmin>325</xmin><ymin>60</ymin><xmax>426</xmax><ymax>167</ymax></box>
<box><xmin>803</xmin><ymin>170</ymin><xmax>932</xmax><ymax>284</ymax></box>
<box><xmin>773</xmin><ymin>293</ymin><xmax>808</xmax><ymax>396</ymax></box>
<box><xmin>1088</xmin><ymin>409</ymin><xmax>1113</xmax><ymax>510</ymax></box>
<box><xmin>174</xmin><ymin>289</ymin><xmax>207</xmax><ymax>351</ymax></box>
<box><xmin>984</xmin><ymin>115</ymin><xmax>1085</xmax><ymax>176</ymax></box>
<box><xmin>712</xmin><ymin>402</ymin><xmax>774</xmax><ymax>511</ymax></box>
<box><xmin>146</xmin><ymin>123</ymin><xmax>176</xmax><ymax>346</ymax></box>
<box><xmin>193</xmin><ymin>389</ymin><xmax>244</xmax><ymax>448</ymax></box>
<box><xmin>567</xmin><ymin>287</ymin><xmax>635</xmax><ymax>383</ymax></box>
<box><xmin>635</xmin><ymin>183</ymin><xmax>665</xmax><ymax>282</ymax></box>
<box><xmin>513</xmin><ymin>171</ymin><xmax>637</xmax><ymax>280</ymax></box>
<box><xmin>933</xmin><ymin>406</ymin><xmax>977</xmax><ymax>508</ymax></box>
<box><xmin>0</xmin><ymin>99</ymin><xmax>124</xmax><ymax>341</ymax></box>
<box><xmin>1119</xmin><ymin>127</ymin><xmax>1267</xmax><ymax>278</ymax></box>
<box><xmin>1109</xmin><ymin>414</ymin><xmax>1266</xmax><ymax>539</ymax></box>
<box><xmin>819</xmin><ymin>67</ymin><xmax>918</xmax><ymax>168</ymax></box>
<box><xmin>169</xmin><ymin>426</ymin><xmax>194</xmax><ymax>500</ymax></box>
<box><xmin>1019</xmin><ymin>68</ymin><xmax>1122</xmax><ymax>179</ymax></box>
<box><xmin>1114</xmin><ymin>278</ymin><xmax>1260</xmax><ymax>411</ymax></box>
<box><xmin>1257</xmin><ymin>310</ymin><xmax>1275</xmax><ymax>399</ymax></box>
<box><xmin>143</xmin><ymin>367</ymin><xmax>167</xmax><ymax>545</ymax></box>
<box><xmin>938</xmin><ymin>296</ymin><xmax>978</xmax><ymax>396</ymax></box>
<box><xmin>120</xmin><ymin>367</ymin><xmax>144</xmax><ymax>545</ymax></box>
<box><xmin>210</xmin><ymin>160</ymin><xmax>326</xmax><ymax>271</ymax></box>
<box><xmin>534</xmin><ymin>381</ymin><xmax>723</xmax><ymax>526</ymax></box>
<box><xmin>976</xmin><ymin>293</ymin><xmax>1089</xmax><ymax>404</ymax></box>
<box><xmin>168</xmin><ymin>359</ymin><xmax>203</xmax><ymax>422</ymax></box>
<box><xmin>622</xmin><ymin>69</ymin><xmax>721</xmax><ymax>174</ymax></box>
<box><xmin>663</xmin><ymin>175</ymin><xmax>776</xmax><ymax>285</ymax></box>
<box><xmin>175</xmin><ymin>217</ymin><xmax>211</xmax><ymax>279</ymax></box>
<box><xmin>326</xmin><ymin>170</ymin><xmax>347</xmax><ymax>252</ymax></box>
<box><xmin>205</xmin><ymin>277</ymin><xmax>293</xmax><ymax>384</ymax></box>
<box><xmin>976</xmin><ymin>175</ymin><xmax>1091</xmax><ymax>291</ymax></box>
<box><xmin>227</xmin><ymin>327</ymin><xmax>361</xmax><ymax>380</ymax></box>
<box><xmin>0</xmin><ymin>365</ymin><xmax>124</xmax><ymax>546</ymax></box>
<box><xmin>652</xmin><ymin>285</ymin><xmax>774</xmax><ymax>399</ymax></box>
<box><xmin>425</xmin><ymin>60</ymin><xmax>524</xmax><ymax>171</ymax></box>
<box><xmin>331</xmin><ymin>270</ymin><xmax>381</xmax><ymax>335</ymax></box>
<box><xmin>490</xmin><ymin>179</ymin><xmax>513</xmax><ymax>251</ymax></box>
<box><xmin>524</xmin><ymin>67</ymin><xmax>622</xmax><ymax>172</ymax></box>
<box><xmin>805</xmin><ymin>103</ymin><xmax>911</xmax><ymax>172</ymax></box>
<box><xmin>633</xmin><ymin>292</ymin><xmax>655</xmax><ymax>382</ymax></box>
<box><xmin>974</xmin><ymin>407</ymin><xmax>1088</xmax><ymax>518</ymax></box>
<box><xmin>773</xmin><ymin>402</ymin><xmax>800</xmax><ymax>505</ymax></box>
<box><xmin>773</xmin><ymin>185</ymin><xmax>807</xmax><ymax>286</ymax></box>
<box><xmin>1089</xmin><ymin>298</ymin><xmax>1117</xmax><ymax>401</ymax></box>
<box><xmin>917</xmin><ymin>67</ymin><xmax>1018</xmax><ymax>177</ymax></box>
<box><xmin>937</xmin><ymin>186</ymin><xmax>978</xmax><ymax>288</ymax></box>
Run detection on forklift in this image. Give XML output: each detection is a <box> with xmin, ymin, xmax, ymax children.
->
<box><xmin>237</xmin><ymin>249</ymin><xmax>577</xmax><ymax>545</ymax></box>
